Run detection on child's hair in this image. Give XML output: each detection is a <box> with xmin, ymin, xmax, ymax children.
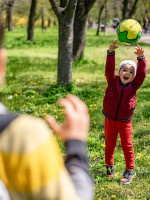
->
<box><xmin>118</xmin><ymin>60</ymin><xmax>137</xmax><ymax>77</ymax></box>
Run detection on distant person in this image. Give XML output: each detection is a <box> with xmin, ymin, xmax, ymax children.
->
<box><xmin>0</xmin><ymin>22</ymin><xmax>93</xmax><ymax>200</ymax></box>
<box><xmin>102</xmin><ymin>40</ymin><xmax>147</xmax><ymax>184</ymax></box>
<box><xmin>112</xmin><ymin>18</ymin><xmax>119</xmax><ymax>29</ymax></box>
<box><xmin>143</xmin><ymin>18</ymin><xmax>149</xmax><ymax>34</ymax></box>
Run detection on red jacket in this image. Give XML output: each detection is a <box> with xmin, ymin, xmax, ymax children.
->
<box><xmin>102</xmin><ymin>51</ymin><xmax>147</xmax><ymax>121</ymax></box>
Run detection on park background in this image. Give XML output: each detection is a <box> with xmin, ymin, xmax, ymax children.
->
<box><xmin>0</xmin><ymin>0</ymin><xmax>150</xmax><ymax>199</ymax></box>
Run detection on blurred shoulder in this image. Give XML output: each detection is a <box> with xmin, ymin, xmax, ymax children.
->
<box><xmin>0</xmin><ymin>114</ymin><xmax>52</xmax><ymax>152</ymax></box>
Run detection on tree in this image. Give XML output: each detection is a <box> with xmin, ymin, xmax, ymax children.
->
<box><xmin>96</xmin><ymin>2</ymin><xmax>104</xmax><ymax>36</ymax></box>
<box><xmin>41</xmin><ymin>7</ymin><xmax>46</xmax><ymax>30</ymax></box>
<box><xmin>122</xmin><ymin>0</ymin><xmax>140</xmax><ymax>20</ymax></box>
<box><xmin>48</xmin><ymin>0</ymin><xmax>78</xmax><ymax>88</ymax></box>
<box><xmin>0</xmin><ymin>1</ymin><xmax>6</xmax><ymax>22</ymax></box>
<box><xmin>128</xmin><ymin>0</ymin><xmax>139</xmax><ymax>18</ymax></box>
<box><xmin>39</xmin><ymin>0</ymin><xmax>51</xmax><ymax>31</ymax></box>
<box><xmin>6</xmin><ymin>0</ymin><xmax>15</xmax><ymax>31</ymax></box>
<box><xmin>73</xmin><ymin>0</ymin><xmax>96</xmax><ymax>61</ymax></box>
<box><xmin>13</xmin><ymin>0</ymin><xmax>30</xmax><ymax>17</ymax></box>
<box><xmin>27</xmin><ymin>0</ymin><xmax>37</xmax><ymax>41</ymax></box>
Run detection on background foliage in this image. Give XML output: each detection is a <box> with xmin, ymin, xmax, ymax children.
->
<box><xmin>0</xmin><ymin>0</ymin><xmax>150</xmax><ymax>28</ymax></box>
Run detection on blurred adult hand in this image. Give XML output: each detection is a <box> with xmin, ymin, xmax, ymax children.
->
<box><xmin>45</xmin><ymin>94</ymin><xmax>90</xmax><ymax>142</ymax></box>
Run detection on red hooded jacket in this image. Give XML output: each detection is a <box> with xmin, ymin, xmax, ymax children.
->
<box><xmin>102</xmin><ymin>51</ymin><xmax>147</xmax><ymax>121</ymax></box>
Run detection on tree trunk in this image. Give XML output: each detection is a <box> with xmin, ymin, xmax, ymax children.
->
<box><xmin>27</xmin><ymin>0</ymin><xmax>37</xmax><ymax>41</ymax></box>
<box><xmin>6</xmin><ymin>0</ymin><xmax>15</xmax><ymax>31</ymax></box>
<box><xmin>122</xmin><ymin>0</ymin><xmax>129</xmax><ymax>20</ymax></box>
<box><xmin>73</xmin><ymin>0</ymin><xmax>96</xmax><ymax>61</ymax></box>
<box><xmin>41</xmin><ymin>7</ymin><xmax>46</xmax><ymax>31</ymax></box>
<box><xmin>122</xmin><ymin>0</ymin><xmax>140</xmax><ymax>20</ymax></box>
<box><xmin>49</xmin><ymin>0</ymin><xmax>78</xmax><ymax>88</ymax></box>
<box><xmin>96</xmin><ymin>4</ymin><xmax>104</xmax><ymax>36</ymax></box>
<box><xmin>104</xmin><ymin>0</ymin><xmax>107</xmax><ymax>36</ymax></box>
<box><xmin>128</xmin><ymin>0</ymin><xmax>139</xmax><ymax>18</ymax></box>
<box><xmin>73</xmin><ymin>12</ymin><xmax>88</xmax><ymax>60</ymax></box>
<box><xmin>57</xmin><ymin>19</ymin><xmax>74</xmax><ymax>87</ymax></box>
<box><xmin>47</xmin><ymin>17</ymin><xmax>51</xmax><ymax>27</ymax></box>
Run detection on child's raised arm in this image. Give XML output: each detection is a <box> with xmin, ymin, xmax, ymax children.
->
<box><xmin>134</xmin><ymin>45</ymin><xmax>144</xmax><ymax>58</ymax></box>
<box><xmin>109</xmin><ymin>40</ymin><xmax>118</xmax><ymax>52</ymax></box>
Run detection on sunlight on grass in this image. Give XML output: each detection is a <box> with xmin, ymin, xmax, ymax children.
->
<box><xmin>7</xmin><ymin>48</ymin><xmax>58</xmax><ymax>58</ymax></box>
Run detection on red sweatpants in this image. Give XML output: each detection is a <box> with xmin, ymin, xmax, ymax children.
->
<box><xmin>104</xmin><ymin>117</ymin><xmax>134</xmax><ymax>169</ymax></box>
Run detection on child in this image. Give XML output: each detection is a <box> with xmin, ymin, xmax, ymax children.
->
<box><xmin>102</xmin><ymin>40</ymin><xmax>147</xmax><ymax>184</ymax></box>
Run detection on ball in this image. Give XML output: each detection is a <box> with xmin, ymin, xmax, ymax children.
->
<box><xmin>116</xmin><ymin>19</ymin><xmax>142</xmax><ymax>44</ymax></box>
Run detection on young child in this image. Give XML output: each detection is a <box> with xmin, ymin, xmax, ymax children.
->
<box><xmin>102</xmin><ymin>40</ymin><xmax>147</xmax><ymax>184</ymax></box>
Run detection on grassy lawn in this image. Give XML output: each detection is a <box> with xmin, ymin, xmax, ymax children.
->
<box><xmin>1</xmin><ymin>26</ymin><xmax>150</xmax><ymax>199</ymax></box>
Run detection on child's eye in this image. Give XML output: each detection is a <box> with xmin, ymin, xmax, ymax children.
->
<box><xmin>130</xmin><ymin>71</ymin><xmax>133</xmax><ymax>74</ymax></box>
<box><xmin>123</xmin><ymin>69</ymin><xmax>127</xmax><ymax>72</ymax></box>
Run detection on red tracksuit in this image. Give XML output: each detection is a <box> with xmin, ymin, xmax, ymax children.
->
<box><xmin>102</xmin><ymin>51</ymin><xmax>147</xmax><ymax>169</ymax></box>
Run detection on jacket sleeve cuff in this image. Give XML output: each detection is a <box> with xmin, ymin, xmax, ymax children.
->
<box><xmin>107</xmin><ymin>49</ymin><xmax>115</xmax><ymax>56</ymax></box>
<box><xmin>137</xmin><ymin>55</ymin><xmax>145</xmax><ymax>60</ymax></box>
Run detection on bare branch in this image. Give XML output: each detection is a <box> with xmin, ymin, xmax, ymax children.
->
<box><xmin>49</xmin><ymin>0</ymin><xmax>69</xmax><ymax>17</ymax></box>
<box><xmin>59</xmin><ymin>0</ymin><xmax>69</xmax><ymax>11</ymax></box>
<box><xmin>0</xmin><ymin>2</ymin><xmax>6</xmax><ymax>10</ymax></box>
<box><xmin>48</xmin><ymin>0</ymin><xmax>60</xmax><ymax>17</ymax></box>
<box><xmin>128</xmin><ymin>0</ymin><xmax>139</xmax><ymax>18</ymax></box>
<box><xmin>85</xmin><ymin>0</ymin><xmax>97</xmax><ymax>13</ymax></box>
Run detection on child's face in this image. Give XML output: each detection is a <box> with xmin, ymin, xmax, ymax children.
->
<box><xmin>119</xmin><ymin>64</ymin><xmax>135</xmax><ymax>84</ymax></box>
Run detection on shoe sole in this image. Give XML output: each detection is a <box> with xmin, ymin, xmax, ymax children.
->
<box><xmin>120</xmin><ymin>173</ymin><xmax>136</xmax><ymax>185</ymax></box>
<box><xmin>107</xmin><ymin>175</ymin><xmax>116</xmax><ymax>178</ymax></box>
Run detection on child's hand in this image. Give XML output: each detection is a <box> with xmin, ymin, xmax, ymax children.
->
<box><xmin>134</xmin><ymin>45</ymin><xmax>144</xmax><ymax>57</ymax></box>
<box><xmin>109</xmin><ymin>40</ymin><xmax>118</xmax><ymax>52</ymax></box>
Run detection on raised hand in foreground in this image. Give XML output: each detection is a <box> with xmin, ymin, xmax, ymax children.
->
<box><xmin>45</xmin><ymin>94</ymin><xmax>90</xmax><ymax>142</ymax></box>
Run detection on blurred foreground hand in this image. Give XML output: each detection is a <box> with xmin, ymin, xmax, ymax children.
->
<box><xmin>45</xmin><ymin>94</ymin><xmax>90</xmax><ymax>141</ymax></box>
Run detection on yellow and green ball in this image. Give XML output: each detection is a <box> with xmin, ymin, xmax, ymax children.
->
<box><xmin>117</xmin><ymin>19</ymin><xmax>142</xmax><ymax>44</ymax></box>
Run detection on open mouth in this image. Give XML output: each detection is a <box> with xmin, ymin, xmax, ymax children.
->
<box><xmin>123</xmin><ymin>76</ymin><xmax>129</xmax><ymax>80</ymax></box>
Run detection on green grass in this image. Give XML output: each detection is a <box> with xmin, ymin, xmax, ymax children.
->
<box><xmin>1</xmin><ymin>26</ymin><xmax>150</xmax><ymax>199</ymax></box>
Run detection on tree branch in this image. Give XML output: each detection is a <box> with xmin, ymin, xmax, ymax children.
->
<box><xmin>48</xmin><ymin>0</ymin><xmax>69</xmax><ymax>17</ymax></box>
<box><xmin>128</xmin><ymin>0</ymin><xmax>139</xmax><ymax>18</ymax></box>
<box><xmin>122</xmin><ymin>0</ymin><xmax>129</xmax><ymax>19</ymax></box>
<box><xmin>85</xmin><ymin>0</ymin><xmax>97</xmax><ymax>13</ymax></box>
<box><xmin>6</xmin><ymin>0</ymin><xmax>15</xmax><ymax>6</ymax></box>
<box><xmin>0</xmin><ymin>2</ymin><xmax>6</xmax><ymax>10</ymax></box>
<box><xmin>48</xmin><ymin>0</ymin><xmax>60</xmax><ymax>17</ymax></box>
<box><xmin>60</xmin><ymin>0</ymin><xmax>69</xmax><ymax>11</ymax></box>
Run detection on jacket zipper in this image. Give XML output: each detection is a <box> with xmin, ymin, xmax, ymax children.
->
<box><xmin>115</xmin><ymin>86</ymin><xmax>124</xmax><ymax>121</ymax></box>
